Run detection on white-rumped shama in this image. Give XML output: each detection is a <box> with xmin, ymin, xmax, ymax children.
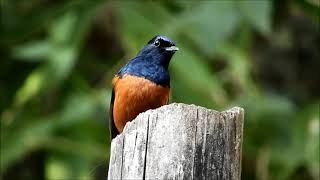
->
<box><xmin>110</xmin><ymin>35</ymin><xmax>178</xmax><ymax>139</ymax></box>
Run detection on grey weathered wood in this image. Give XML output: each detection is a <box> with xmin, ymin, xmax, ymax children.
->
<box><xmin>108</xmin><ymin>103</ymin><xmax>244</xmax><ymax>180</ymax></box>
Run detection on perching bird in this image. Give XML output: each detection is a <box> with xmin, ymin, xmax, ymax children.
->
<box><xmin>110</xmin><ymin>35</ymin><xmax>178</xmax><ymax>139</ymax></box>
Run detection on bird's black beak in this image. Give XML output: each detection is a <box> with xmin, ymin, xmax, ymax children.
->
<box><xmin>165</xmin><ymin>46</ymin><xmax>179</xmax><ymax>52</ymax></box>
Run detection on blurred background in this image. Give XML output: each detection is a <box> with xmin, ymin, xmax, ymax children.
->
<box><xmin>0</xmin><ymin>0</ymin><xmax>319</xmax><ymax>180</ymax></box>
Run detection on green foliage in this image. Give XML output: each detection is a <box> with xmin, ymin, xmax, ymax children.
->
<box><xmin>1</xmin><ymin>0</ymin><xmax>319</xmax><ymax>180</ymax></box>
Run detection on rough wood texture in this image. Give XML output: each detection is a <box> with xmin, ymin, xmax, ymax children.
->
<box><xmin>108</xmin><ymin>103</ymin><xmax>244</xmax><ymax>180</ymax></box>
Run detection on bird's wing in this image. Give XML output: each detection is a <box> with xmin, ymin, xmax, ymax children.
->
<box><xmin>110</xmin><ymin>88</ymin><xmax>119</xmax><ymax>139</ymax></box>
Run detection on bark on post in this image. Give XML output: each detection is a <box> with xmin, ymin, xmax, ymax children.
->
<box><xmin>108</xmin><ymin>103</ymin><xmax>244</xmax><ymax>180</ymax></box>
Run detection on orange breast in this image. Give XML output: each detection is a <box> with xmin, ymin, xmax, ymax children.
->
<box><xmin>112</xmin><ymin>74</ymin><xmax>170</xmax><ymax>133</ymax></box>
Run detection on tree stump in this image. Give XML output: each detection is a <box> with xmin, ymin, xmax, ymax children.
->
<box><xmin>108</xmin><ymin>103</ymin><xmax>244</xmax><ymax>180</ymax></box>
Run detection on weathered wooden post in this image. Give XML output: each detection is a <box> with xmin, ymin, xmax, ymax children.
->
<box><xmin>108</xmin><ymin>103</ymin><xmax>244</xmax><ymax>180</ymax></box>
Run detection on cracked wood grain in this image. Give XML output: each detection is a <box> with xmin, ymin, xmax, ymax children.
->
<box><xmin>108</xmin><ymin>103</ymin><xmax>244</xmax><ymax>180</ymax></box>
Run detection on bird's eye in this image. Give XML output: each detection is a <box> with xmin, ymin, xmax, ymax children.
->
<box><xmin>154</xmin><ymin>40</ymin><xmax>160</xmax><ymax>47</ymax></box>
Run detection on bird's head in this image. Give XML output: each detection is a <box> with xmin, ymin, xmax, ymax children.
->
<box><xmin>137</xmin><ymin>35</ymin><xmax>178</xmax><ymax>69</ymax></box>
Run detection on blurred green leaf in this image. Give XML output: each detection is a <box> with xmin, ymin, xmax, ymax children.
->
<box><xmin>12</xmin><ymin>41</ymin><xmax>50</xmax><ymax>61</ymax></box>
<box><xmin>49</xmin><ymin>11</ymin><xmax>78</xmax><ymax>44</ymax></box>
<box><xmin>171</xmin><ymin>45</ymin><xmax>228</xmax><ymax>107</ymax></box>
<box><xmin>14</xmin><ymin>68</ymin><xmax>45</xmax><ymax>106</ymax></box>
<box><xmin>216</xmin><ymin>43</ymin><xmax>259</xmax><ymax>96</ymax></box>
<box><xmin>305</xmin><ymin>115</ymin><xmax>319</xmax><ymax>179</ymax></box>
<box><xmin>238</xmin><ymin>1</ymin><xmax>272</xmax><ymax>35</ymax></box>
<box><xmin>238</xmin><ymin>94</ymin><xmax>295</xmax><ymax>150</ymax></box>
<box><xmin>179</xmin><ymin>1</ymin><xmax>239</xmax><ymax>56</ymax></box>
<box><xmin>267</xmin><ymin>103</ymin><xmax>320</xmax><ymax>180</ymax></box>
<box><xmin>1</xmin><ymin>90</ymin><xmax>109</xmax><ymax>173</ymax></box>
<box><xmin>300</xmin><ymin>104</ymin><xmax>319</xmax><ymax>180</ymax></box>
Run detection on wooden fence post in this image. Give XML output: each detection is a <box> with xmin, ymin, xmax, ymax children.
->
<box><xmin>108</xmin><ymin>103</ymin><xmax>244</xmax><ymax>180</ymax></box>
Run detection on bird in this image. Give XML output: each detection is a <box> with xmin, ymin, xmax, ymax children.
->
<box><xmin>110</xmin><ymin>35</ymin><xmax>179</xmax><ymax>139</ymax></box>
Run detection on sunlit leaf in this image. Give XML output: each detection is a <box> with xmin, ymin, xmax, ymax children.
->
<box><xmin>14</xmin><ymin>69</ymin><xmax>45</xmax><ymax>106</ymax></box>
